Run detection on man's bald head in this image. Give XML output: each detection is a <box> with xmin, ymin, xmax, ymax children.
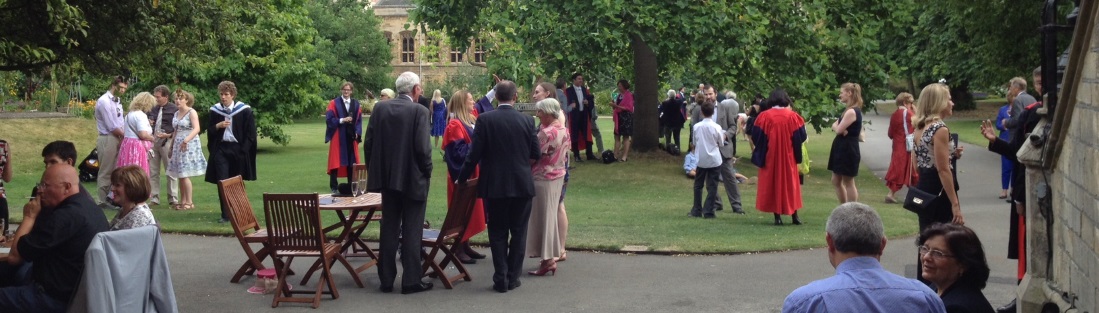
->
<box><xmin>39</xmin><ymin>164</ymin><xmax>80</xmax><ymax>209</ymax></box>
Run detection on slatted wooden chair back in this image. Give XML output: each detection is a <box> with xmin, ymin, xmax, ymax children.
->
<box><xmin>219</xmin><ymin>176</ymin><xmax>260</xmax><ymax>235</ymax></box>
<box><xmin>352</xmin><ymin>163</ymin><xmax>367</xmax><ymax>182</ymax></box>
<box><xmin>439</xmin><ymin>179</ymin><xmax>479</xmax><ymax>241</ymax></box>
<box><xmin>262</xmin><ymin>193</ymin><xmax>352</xmax><ymax>308</ymax></box>
<box><xmin>421</xmin><ymin>179</ymin><xmax>479</xmax><ymax>288</ymax></box>
<box><xmin>217</xmin><ymin>175</ymin><xmax>270</xmax><ymax>283</ymax></box>
<box><xmin>263</xmin><ymin>193</ymin><xmax>324</xmax><ymax>253</ymax></box>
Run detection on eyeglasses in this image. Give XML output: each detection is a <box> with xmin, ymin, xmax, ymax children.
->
<box><xmin>918</xmin><ymin>245</ymin><xmax>954</xmax><ymax>259</ymax></box>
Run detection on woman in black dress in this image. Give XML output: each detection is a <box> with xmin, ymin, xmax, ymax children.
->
<box><xmin>827</xmin><ymin>82</ymin><xmax>863</xmax><ymax>203</ymax></box>
<box><xmin>913</xmin><ymin>83</ymin><xmax>965</xmax><ymax>285</ymax></box>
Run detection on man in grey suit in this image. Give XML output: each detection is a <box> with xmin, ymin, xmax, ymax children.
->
<box><xmin>362</xmin><ymin>71</ymin><xmax>434</xmax><ymax>294</ymax></box>
<box><xmin>707</xmin><ymin>85</ymin><xmax>743</xmax><ymax>213</ymax></box>
<box><xmin>456</xmin><ymin>80</ymin><xmax>540</xmax><ymax>293</ymax></box>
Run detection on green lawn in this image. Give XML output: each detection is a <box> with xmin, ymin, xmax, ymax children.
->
<box><xmin>2</xmin><ymin>117</ymin><xmax>918</xmax><ymax>253</ymax></box>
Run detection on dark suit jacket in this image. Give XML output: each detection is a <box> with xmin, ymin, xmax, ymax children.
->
<box><xmin>563</xmin><ymin>85</ymin><xmax>594</xmax><ymax>120</ymax></box>
<box><xmin>456</xmin><ymin>104</ymin><xmax>540</xmax><ymax>199</ymax></box>
<box><xmin>204</xmin><ymin>103</ymin><xmax>257</xmax><ymax>183</ymax></box>
<box><xmin>363</xmin><ymin>94</ymin><xmax>433</xmax><ymax>201</ymax></box>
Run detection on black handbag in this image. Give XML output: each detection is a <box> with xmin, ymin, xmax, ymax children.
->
<box><xmin>903</xmin><ymin>186</ymin><xmax>941</xmax><ymax>213</ymax></box>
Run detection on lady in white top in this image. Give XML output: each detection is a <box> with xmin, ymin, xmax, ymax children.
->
<box><xmin>115</xmin><ymin>92</ymin><xmax>157</xmax><ymax>176</ymax></box>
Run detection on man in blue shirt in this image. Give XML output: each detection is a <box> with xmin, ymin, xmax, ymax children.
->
<box><xmin>784</xmin><ymin>202</ymin><xmax>946</xmax><ymax>313</ymax></box>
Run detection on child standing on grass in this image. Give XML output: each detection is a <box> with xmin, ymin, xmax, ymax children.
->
<box><xmin>689</xmin><ymin>101</ymin><xmax>722</xmax><ymax>219</ymax></box>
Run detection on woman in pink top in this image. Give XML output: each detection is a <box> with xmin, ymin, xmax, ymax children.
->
<box><xmin>526</xmin><ymin>96</ymin><xmax>570</xmax><ymax>277</ymax></box>
<box><xmin>610</xmin><ymin>80</ymin><xmax>635</xmax><ymax>161</ymax></box>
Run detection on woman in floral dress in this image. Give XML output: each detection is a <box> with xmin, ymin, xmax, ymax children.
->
<box><xmin>109</xmin><ymin>165</ymin><xmax>157</xmax><ymax>230</ymax></box>
<box><xmin>167</xmin><ymin>89</ymin><xmax>208</xmax><ymax>210</ymax></box>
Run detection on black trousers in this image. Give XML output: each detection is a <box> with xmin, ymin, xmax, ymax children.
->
<box><xmin>691</xmin><ymin>166</ymin><xmax>719</xmax><ymax>217</ymax></box>
<box><xmin>212</xmin><ymin>142</ymin><xmax>245</xmax><ymax>219</ymax></box>
<box><xmin>482</xmin><ymin>196</ymin><xmax>533</xmax><ymax>287</ymax></box>
<box><xmin>664</xmin><ymin>127</ymin><xmax>682</xmax><ymax>152</ymax></box>
<box><xmin>377</xmin><ymin>190</ymin><xmax>427</xmax><ymax>289</ymax></box>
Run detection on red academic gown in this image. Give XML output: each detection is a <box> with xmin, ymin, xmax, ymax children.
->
<box><xmin>325</xmin><ymin>98</ymin><xmax>362</xmax><ymax>177</ymax></box>
<box><xmin>751</xmin><ymin>107</ymin><xmax>807</xmax><ymax>215</ymax></box>
<box><xmin>442</xmin><ymin>118</ymin><xmax>486</xmax><ymax>241</ymax></box>
<box><xmin>884</xmin><ymin>107</ymin><xmax>918</xmax><ymax>192</ymax></box>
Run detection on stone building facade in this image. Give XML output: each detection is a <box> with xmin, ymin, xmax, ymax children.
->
<box><xmin>1019</xmin><ymin>2</ymin><xmax>1099</xmax><ymax>312</ymax></box>
<box><xmin>372</xmin><ymin>0</ymin><xmax>487</xmax><ymax>85</ymax></box>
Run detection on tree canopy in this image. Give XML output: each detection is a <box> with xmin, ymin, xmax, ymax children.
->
<box><xmin>2</xmin><ymin>0</ymin><xmax>392</xmax><ymax>145</ymax></box>
<box><xmin>413</xmin><ymin>0</ymin><xmax>901</xmax><ymax>151</ymax></box>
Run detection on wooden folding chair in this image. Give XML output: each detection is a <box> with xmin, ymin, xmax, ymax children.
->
<box><xmin>346</xmin><ymin>163</ymin><xmax>381</xmax><ymax>255</ymax></box>
<box><xmin>420</xmin><ymin>178</ymin><xmax>479</xmax><ymax>289</ymax></box>
<box><xmin>263</xmin><ymin>193</ymin><xmax>363</xmax><ymax>309</ymax></box>
<box><xmin>218</xmin><ymin>175</ymin><xmax>271</xmax><ymax>283</ymax></box>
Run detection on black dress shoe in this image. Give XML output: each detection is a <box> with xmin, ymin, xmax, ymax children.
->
<box><xmin>508</xmin><ymin>280</ymin><xmax>521</xmax><ymax>290</ymax></box>
<box><xmin>791</xmin><ymin>212</ymin><xmax>802</xmax><ymax>225</ymax></box>
<box><xmin>586</xmin><ymin>154</ymin><xmax>598</xmax><ymax>161</ymax></box>
<box><xmin>703</xmin><ymin>214</ymin><xmax>716</xmax><ymax>219</ymax></box>
<box><xmin>380</xmin><ymin>286</ymin><xmax>393</xmax><ymax>293</ymax></box>
<box><xmin>996</xmin><ymin>299</ymin><xmax>1016</xmax><ymax>313</ymax></box>
<box><xmin>493</xmin><ymin>282</ymin><xmax>508</xmax><ymax>293</ymax></box>
<box><xmin>732</xmin><ymin>209</ymin><xmax>746</xmax><ymax>214</ymax></box>
<box><xmin>401</xmin><ymin>282</ymin><xmax>433</xmax><ymax>294</ymax></box>
<box><xmin>465</xmin><ymin>246</ymin><xmax>487</xmax><ymax>259</ymax></box>
<box><xmin>456</xmin><ymin>253</ymin><xmax>476</xmax><ymax>264</ymax></box>
<box><xmin>774</xmin><ymin>214</ymin><xmax>783</xmax><ymax>225</ymax></box>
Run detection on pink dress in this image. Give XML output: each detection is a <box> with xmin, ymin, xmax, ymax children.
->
<box><xmin>116</xmin><ymin>111</ymin><xmax>153</xmax><ymax>176</ymax></box>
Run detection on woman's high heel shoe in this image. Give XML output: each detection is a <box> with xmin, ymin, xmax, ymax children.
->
<box><xmin>528</xmin><ymin>259</ymin><xmax>557</xmax><ymax>276</ymax></box>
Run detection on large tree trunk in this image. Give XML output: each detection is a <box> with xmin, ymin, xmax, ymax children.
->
<box><xmin>630</xmin><ymin>33</ymin><xmax>659</xmax><ymax>152</ymax></box>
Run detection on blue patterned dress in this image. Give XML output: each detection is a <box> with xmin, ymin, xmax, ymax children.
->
<box><xmin>167</xmin><ymin>108</ymin><xmax>208</xmax><ymax>178</ymax></box>
<box><xmin>431</xmin><ymin>99</ymin><xmax>447</xmax><ymax>136</ymax></box>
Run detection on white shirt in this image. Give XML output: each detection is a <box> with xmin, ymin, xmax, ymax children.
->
<box><xmin>343</xmin><ymin>97</ymin><xmax>351</xmax><ymax>113</ymax></box>
<box><xmin>692</xmin><ymin>117</ymin><xmax>724</xmax><ymax>168</ymax></box>
<box><xmin>573</xmin><ymin>85</ymin><xmax>584</xmax><ymax>111</ymax></box>
<box><xmin>123</xmin><ymin>111</ymin><xmax>152</xmax><ymax>139</ymax></box>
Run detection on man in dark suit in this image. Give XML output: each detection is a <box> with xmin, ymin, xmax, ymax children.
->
<box><xmin>456</xmin><ymin>80</ymin><xmax>540</xmax><ymax>293</ymax></box>
<box><xmin>205</xmin><ymin>81</ymin><xmax>257</xmax><ymax>224</ymax></box>
<box><xmin>563</xmin><ymin>73</ymin><xmax>597</xmax><ymax>161</ymax></box>
<box><xmin>362</xmin><ymin>71</ymin><xmax>434</xmax><ymax>295</ymax></box>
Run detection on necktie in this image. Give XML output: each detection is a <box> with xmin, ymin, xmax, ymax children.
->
<box><xmin>154</xmin><ymin>108</ymin><xmax>163</xmax><ymax>136</ymax></box>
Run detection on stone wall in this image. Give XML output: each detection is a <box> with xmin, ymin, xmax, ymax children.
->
<box><xmin>1020</xmin><ymin>4</ymin><xmax>1099</xmax><ymax>312</ymax></box>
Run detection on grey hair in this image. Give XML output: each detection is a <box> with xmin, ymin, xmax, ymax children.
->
<box><xmin>825</xmin><ymin>202</ymin><xmax>885</xmax><ymax>255</ymax></box>
<box><xmin>536</xmin><ymin>98</ymin><xmax>564</xmax><ymax>121</ymax></box>
<box><xmin>667</xmin><ymin>89</ymin><xmax>676</xmax><ymax>100</ymax></box>
<box><xmin>380</xmin><ymin>88</ymin><xmax>395</xmax><ymax>99</ymax></box>
<box><xmin>395</xmin><ymin>71</ymin><xmax>420</xmax><ymax>94</ymax></box>
<box><xmin>726</xmin><ymin>90</ymin><xmax>736</xmax><ymax>100</ymax></box>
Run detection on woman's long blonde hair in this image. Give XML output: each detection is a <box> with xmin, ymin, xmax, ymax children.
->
<box><xmin>841</xmin><ymin>82</ymin><xmax>863</xmax><ymax>109</ymax></box>
<box><xmin>913</xmin><ymin>83</ymin><xmax>951</xmax><ymax>130</ymax></box>
<box><xmin>449</xmin><ymin>90</ymin><xmax>475</xmax><ymax>127</ymax></box>
<box><xmin>432</xmin><ymin>89</ymin><xmax>443</xmax><ymax>103</ymax></box>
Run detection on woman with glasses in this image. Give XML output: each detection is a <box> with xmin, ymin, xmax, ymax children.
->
<box><xmin>917</xmin><ymin>223</ymin><xmax>994</xmax><ymax>313</ymax></box>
